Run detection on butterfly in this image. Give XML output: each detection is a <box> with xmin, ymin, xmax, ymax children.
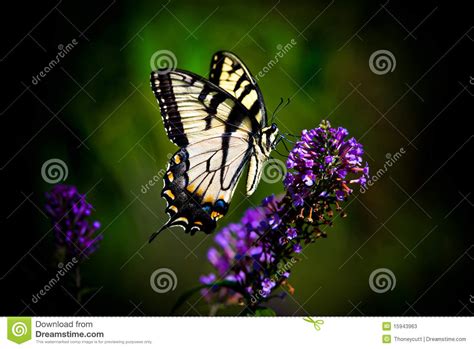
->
<box><xmin>149</xmin><ymin>51</ymin><xmax>279</xmax><ymax>241</ymax></box>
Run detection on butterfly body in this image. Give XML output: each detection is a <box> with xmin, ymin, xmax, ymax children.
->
<box><xmin>149</xmin><ymin>51</ymin><xmax>278</xmax><ymax>240</ymax></box>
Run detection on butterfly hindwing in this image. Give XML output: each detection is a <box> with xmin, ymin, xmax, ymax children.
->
<box><xmin>159</xmin><ymin>134</ymin><xmax>251</xmax><ymax>235</ymax></box>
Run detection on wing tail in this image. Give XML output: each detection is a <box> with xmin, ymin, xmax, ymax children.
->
<box><xmin>148</xmin><ymin>223</ymin><xmax>170</xmax><ymax>243</ymax></box>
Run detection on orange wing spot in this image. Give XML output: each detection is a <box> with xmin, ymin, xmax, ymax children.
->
<box><xmin>163</xmin><ymin>190</ymin><xmax>175</xmax><ymax>200</ymax></box>
<box><xmin>211</xmin><ymin>211</ymin><xmax>223</xmax><ymax>220</ymax></box>
<box><xmin>173</xmin><ymin>154</ymin><xmax>182</xmax><ymax>164</ymax></box>
<box><xmin>186</xmin><ymin>184</ymin><xmax>196</xmax><ymax>193</ymax></box>
<box><xmin>204</xmin><ymin>194</ymin><xmax>215</xmax><ymax>203</ymax></box>
<box><xmin>168</xmin><ymin>205</ymin><xmax>178</xmax><ymax>213</ymax></box>
<box><xmin>194</xmin><ymin>221</ymin><xmax>203</xmax><ymax>226</ymax></box>
<box><xmin>167</xmin><ymin>172</ymin><xmax>174</xmax><ymax>182</ymax></box>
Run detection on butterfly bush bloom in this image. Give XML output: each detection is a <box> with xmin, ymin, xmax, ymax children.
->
<box><xmin>199</xmin><ymin>120</ymin><xmax>368</xmax><ymax>309</ymax></box>
<box><xmin>45</xmin><ymin>184</ymin><xmax>102</xmax><ymax>259</ymax></box>
<box><xmin>285</xmin><ymin>120</ymin><xmax>368</xmax><ymax>206</ymax></box>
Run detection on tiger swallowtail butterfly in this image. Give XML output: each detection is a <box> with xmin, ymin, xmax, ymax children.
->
<box><xmin>149</xmin><ymin>51</ymin><xmax>279</xmax><ymax>241</ymax></box>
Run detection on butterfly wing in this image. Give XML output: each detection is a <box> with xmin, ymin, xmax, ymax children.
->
<box><xmin>158</xmin><ymin>135</ymin><xmax>251</xmax><ymax>236</ymax></box>
<box><xmin>209</xmin><ymin>51</ymin><xmax>273</xmax><ymax>197</ymax></box>
<box><xmin>209</xmin><ymin>51</ymin><xmax>267</xmax><ymax>127</ymax></box>
<box><xmin>150</xmin><ymin>69</ymin><xmax>257</xmax><ymax>237</ymax></box>
<box><xmin>151</xmin><ymin>69</ymin><xmax>259</xmax><ymax>145</ymax></box>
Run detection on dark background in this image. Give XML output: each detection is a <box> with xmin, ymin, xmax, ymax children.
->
<box><xmin>1</xmin><ymin>0</ymin><xmax>473</xmax><ymax>316</ymax></box>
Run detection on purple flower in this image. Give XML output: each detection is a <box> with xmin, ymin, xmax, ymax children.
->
<box><xmin>293</xmin><ymin>244</ymin><xmax>302</xmax><ymax>253</ymax></box>
<box><xmin>302</xmin><ymin>173</ymin><xmax>315</xmax><ymax>186</ymax></box>
<box><xmin>45</xmin><ymin>184</ymin><xmax>102</xmax><ymax>259</ymax></box>
<box><xmin>284</xmin><ymin>120</ymin><xmax>369</xmax><ymax>206</ymax></box>
<box><xmin>261</xmin><ymin>278</ymin><xmax>276</xmax><ymax>297</ymax></box>
<box><xmin>200</xmin><ymin>199</ymin><xmax>285</xmax><ymax>304</ymax></box>
<box><xmin>199</xmin><ymin>120</ymin><xmax>368</xmax><ymax>310</ymax></box>
<box><xmin>286</xmin><ymin>227</ymin><xmax>297</xmax><ymax>240</ymax></box>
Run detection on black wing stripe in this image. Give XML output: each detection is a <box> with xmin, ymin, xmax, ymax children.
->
<box><xmin>219</xmin><ymin>132</ymin><xmax>253</xmax><ymax>189</ymax></box>
<box><xmin>206</xmin><ymin>93</ymin><xmax>227</xmax><ymax>130</ymax></box>
<box><xmin>237</xmin><ymin>84</ymin><xmax>253</xmax><ymax>102</ymax></box>
<box><xmin>151</xmin><ymin>69</ymin><xmax>261</xmax><ymax>139</ymax></box>
<box><xmin>209</xmin><ymin>51</ymin><xmax>267</xmax><ymax>126</ymax></box>
<box><xmin>151</xmin><ymin>71</ymin><xmax>188</xmax><ymax>146</ymax></box>
<box><xmin>234</xmin><ymin>74</ymin><xmax>247</xmax><ymax>92</ymax></box>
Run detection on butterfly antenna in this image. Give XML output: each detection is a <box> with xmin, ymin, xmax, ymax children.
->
<box><xmin>283</xmin><ymin>132</ymin><xmax>298</xmax><ymax>139</ymax></box>
<box><xmin>279</xmin><ymin>134</ymin><xmax>295</xmax><ymax>144</ymax></box>
<box><xmin>280</xmin><ymin>137</ymin><xmax>291</xmax><ymax>153</ymax></box>
<box><xmin>272</xmin><ymin>135</ymin><xmax>291</xmax><ymax>155</ymax></box>
<box><xmin>270</xmin><ymin>98</ymin><xmax>284</xmax><ymax>124</ymax></box>
<box><xmin>272</xmin><ymin>97</ymin><xmax>292</xmax><ymax>124</ymax></box>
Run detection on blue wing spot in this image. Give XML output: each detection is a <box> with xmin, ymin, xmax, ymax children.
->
<box><xmin>202</xmin><ymin>204</ymin><xmax>212</xmax><ymax>214</ymax></box>
<box><xmin>215</xmin><ymin>199</ymin><xmax>228</xmax><ymax>212</ymax></box>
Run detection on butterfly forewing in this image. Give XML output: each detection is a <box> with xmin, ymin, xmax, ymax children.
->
<box><xmin>209</xmin><ymin>51</ymin><xmax>267</xmax><ymax>127</ymax></box>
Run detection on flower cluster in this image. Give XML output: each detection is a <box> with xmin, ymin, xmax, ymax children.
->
<box><xmin>199</xmin><ymin>120</ymin><xmax>368</xmax><ymax>310</ymax></box>
<box><xmin>45</xmin><ymin>184</ymin><xmax>102</xmax><ymax>259</ymax></box>
<box><xmin>285</xmin><ymin>120</ymin><xmax>368</xmax><ymax>206</ymax></box>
